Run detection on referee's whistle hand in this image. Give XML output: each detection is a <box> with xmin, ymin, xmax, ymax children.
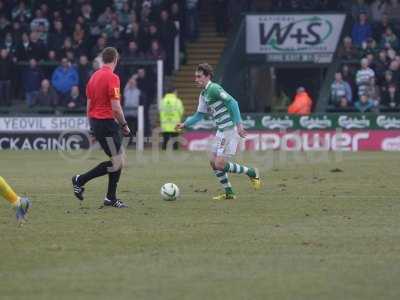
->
<box><xmin>122</xmin><ymin>126</ymin><xmax>131</xmax><ymax>137</ymax></box>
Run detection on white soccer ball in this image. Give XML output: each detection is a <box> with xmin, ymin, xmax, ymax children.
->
<box><xmin>160</xmin><ymin>183</ymin><xmax>180</xmax><ymax>201</ymax></box>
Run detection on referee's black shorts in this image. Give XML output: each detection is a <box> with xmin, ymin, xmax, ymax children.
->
<box><xmin>90</xmin><ymin>118</ymin><xmax>122</xmax><ymax>157</ymax></box>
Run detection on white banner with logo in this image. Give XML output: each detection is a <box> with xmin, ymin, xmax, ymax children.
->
<box><xmin>246</xmin><ymin>14</ymin><xmax>345</xmax><ymax>63</ymax></box>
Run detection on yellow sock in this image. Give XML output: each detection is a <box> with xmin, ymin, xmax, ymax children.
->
<box><xmin>0</xmin><ymin>176</ymin><xmax>20</xmax><ymax>207</ymax></box>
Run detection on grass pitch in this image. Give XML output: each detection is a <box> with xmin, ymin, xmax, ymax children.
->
<box><xmin>1</xmin><ymin>149</ymin><xmax>400</xmax><ymax>300</ymax></box>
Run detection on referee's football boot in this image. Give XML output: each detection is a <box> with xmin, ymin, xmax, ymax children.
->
<box><xmin>72</xmin><ymin>175</ymin><xmax>85</xmax><ymax>201</ymax></box>
<box><xmin>104</xmin><ymin>197</ymin><xmax>128</xmax><ymax>208</ymax></box>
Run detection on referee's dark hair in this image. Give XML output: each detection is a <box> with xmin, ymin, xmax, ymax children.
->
<box><xmin>102</xmin><ymin>47</ymin><xmax>119</xmax><ymax>64</ymax></box>
<box><xmin>197</xmin><ymin>63</ymin><xmax>213</xmax><ymax>79</ymax></box>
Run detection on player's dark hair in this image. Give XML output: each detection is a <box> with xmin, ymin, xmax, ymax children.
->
<box><xmin>102</xmin><ymin>47</ymin><xmax>119</xmax><ymax>64</ymax></box>
<box><xmin>197</xmin><ymin>63</ymin><xmax>213</xmax><ymax>79</ymax></box>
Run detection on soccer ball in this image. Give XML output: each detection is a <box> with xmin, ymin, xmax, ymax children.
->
<box><xmin>160</xmin><ymin>183</ymin><xmax>180</xmax><ymax>201</ymax></box>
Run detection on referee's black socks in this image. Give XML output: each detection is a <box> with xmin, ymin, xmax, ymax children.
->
<box><xmin>107</xmin><ymin>169</ymin><xmax>121</xmax><ymax>200</ymax></box>
<box><xmin>78</xmin><ymin>161</ymin><xmax>113</xmax><ymax>185</ymax></box>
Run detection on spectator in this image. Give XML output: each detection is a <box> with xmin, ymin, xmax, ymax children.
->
<box><xmin>372</xmin><ymin>13</ymin><xmax>393</xmax><ymax>43</ymax></box>
<box><xmin>330</xmin><ymin>72</ymin><xmax>353</xmax><ymax>108</ymax></box>
<box><xmin>30</xmin><ymin>8</ymin><xmax>49</xmax><ymax>32</ymax></box>
<box><xmin>140</xmin><ymin>0</ymin><xmax>153</xmax><ymax>24</ymax></box>
<box><xmin>0</xmin><ymin>1</ymin><xmax>10</xmax><ymax>18</ymax></box>
<box><xmin>366</xmin><ymin>77</ymin><xmax>381</xmax><ymax>106</ymax></box>
<box><xmin>356</xmin><ymin>58</ymin><xmax>375</xmax><ymax>96</ymax></box>
<box><xmin>28</xmin><ymin>31</ymin><xmax>46</xmax><ymax>61</ymax></box>
<box><xmin>145</xmin><ymin>39</ymin><xmax>166</xmax><ymax>61</ymax></box>
<box><xmin>160</xmin><ymin>86</ymin><xmax>184</xmax><ymax>150</ymax></box>
<box><xmin>11</xmin><ymin>1</ymin><xmax>31</xmax><ymax>21</ymax></box>
<box><xmin>123</xmin><ymin>76</ymin><xmax>142</xmax><ymax>134</ymax></box>
<box><xmin>117</xmin><ymin>2</ymin><xmax>131</xmax><ymax>26</ymax></box>
<box><xmin>125</xmin><ymin>21</ymin><xmax>142</xmax><ymax>46</ymax></box>
<box><xmin>148</xmin><ymin>23</ymin><xmax>160</xmax><ymax>47</ymax></box>
<box><xmin>385</xmin><ymin>0</ymin><xmax>400</xmax><ymax>23</ymax></box>
<box><xmin>351</xmin><ymin>12</ymin><xmax>372</xmax><ymax>47</ymax></box>
<box><xmin>380</xmin><ymin>27</ymin><xmax>399</xmax><ymax>50</ymax></box>
<box><xmin>338</xmin><ymin>36</ymin><xmax>359</xmax><ymax>60</ymax></box>
<box><xmin>0</xmin><ymin>48</ymin><xmax>13</xmax><ymax>105</ymax></box>
<box><xmin>136</xmin><ymin>67</ymin><xmax>153</xmax><ymax>135</ymax></box>
<box><xmin>91</xmin><ymin>35</ymin><xmax>107</xmax><ymax>59</ymax></box>
<box><xmin>15</xmin><ymin>32</ymin><xmax>32</xmax><ymax>61</ymax></box>
<box><xmin>77</xmin><ymin>55</ymin><xmax>92</xmax><ymax>95</ymax></box>
<box><xmin>388</xmin><ymin>59</ymin><xmax>400</xmax><ymax>82</ymax></box>
<box><xmin>288</xmin><ymin>86</ymin><xmax>312</xmax><ymax>115</ymax></box>
<box><xmin>341</xmin><ymin>64</ymin><xmax>357</xmax><ymax>95</ymax></box>
<box><xmin>21</xmin><ymin>58</ymin><xmax>43</xmax><ymax>107</ymax></box>
<box><xmin>103</xmin><ymin>19</ymin><xmax>124</xmax><ymax>40</ymax></box>
<box><xmin>1</xmin><ymin>32</ymin><xmax>17</xmax><ymax>59</ymax></box>
<box><xmin>72</xmin><ymin>23</ymin><xmax>86</xmax><ymax>46</ymax></box>
<box><xmin>351</xmin><ymin>0</ymin><xmax>370</xmax><ymax>20</ymax></box>
<box><xmin>355</xmin><ymin>94</ymin><xmax>375</xmax><ymax>112</ymax></box>
<box><xmin>47</xmin><ymin>50</ymin><xmax>58</xmax><ymax>64</ymax></box>
<box><xmin>186</xmin><ymin>0</ymin><xmax>199</xmax><ymax>42</ymax></box>
<box><xmin>381</xmin><ymin>83</ymin><xmax>400</xmax><ymax>110</ymax></box>
<box><xmin>34</xmin><ymin>79</ymin><xmax>58</xmax><ymax>107</ymax></box>
<box><xmin>97</xmin><ymin>6</ymin><xmax>113</xmax><ymax>27</ymax></box>
<box><xmin>215</xmin><ymin>0</ymin><xmax>228</xmax><ymax>36</ymax></box>
<box><xmin>51</xmin><ymin>57</ymin><xmax>79</xmax><ymax>104</ymax></box>
<box><xmin>57</xmin><ymin>37</ymin><xmax>73</xmax><ymax>61</ymax></box>
<box><xmin>381</xmin><ymin>70</ymin><xmax>396</xmax><ymax>95</ymax></box>
<box><xmin>170</xmin><ymin>1</ymin><xmax>186</xmax><ymax>58</ymax></box>
<box><xmin>48</xmin><ymin>20</ymin><xmax>66</xmax><ymax>53</ymax></box>
<box><xmin>92</xmin><ymin>56</ymin><xmax>102</xmax><ymax>71</ymax></box>
<box><xmin>122</xmin><ymin>40</ymin><xmax>142</xmax><ymax>60</ymax></box>
<box><xmin>0</xmin><ymin>14</ymin><xmax>10</xmax><ymax>37</ymax></box>
<box><xmin>158</xmin><ymin>9</ymin><xmax>178</xmax><ymax>75</ymax></box>
<box><xmin>79</xmin><ymin>2</ymin><xmax>93</xmax><ymax>24</ymax></box>
<box><xmin>375</xmin><ymin>50</ymin><xmax>390</xmax><ymax>82</ymax></box>
<box><xmin>370</xmin><ymin>0</ymin><xmax>387</xmax><ymax>23</ymax></box>
<box><xmin>65</xmin><ymin>85</ymin><xmax>83</xmax><ymax>108</ymax></box>
<box><xmin>360</xmin><ymin>37</ymin><xmax>378</xmax><ymax>57</ymax></box>
<box><xmin>10</xmin><ymin>20</ymin><xmax>24</xmax><ymax>43</ymax></box>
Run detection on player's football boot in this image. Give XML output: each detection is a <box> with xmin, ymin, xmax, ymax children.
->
<box><xmin>104</xmin><ymin>198</ymin><xmax>128</xmax><ymax>208</ymax></box>
<box><xmin>212</xmin><ymin>193</ymin><xmax>236</xmax><ymax>200</ymax></box>
<box><xmin>249</xmin><ymin>168</ymin><xmax>261</xmax><ymax>190</ymax></box>
<box><xmin>16</xmin><ymin>197</ymin><xmax>30</xmax><ymax>223</ymax></box>
<box><xmin>72</xmin><ymin>175</ymin><xmax>85</xmax><ymax>201</ymax></box>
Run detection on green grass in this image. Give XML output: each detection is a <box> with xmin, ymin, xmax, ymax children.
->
<box><xmin>1</xmin><ymin>150</ymin><xmax>400</xmax><ymax>300</ymax></box>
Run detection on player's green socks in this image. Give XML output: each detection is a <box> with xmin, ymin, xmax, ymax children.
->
<box><xmin>223</xmin><ymin>162</ymin><xmax>256</xmax><ymax>177</ymax></box>
<box><xmin>214</xmin><ymin>170</ymin><xmax>234</xmax><ymax>194</ymax></box>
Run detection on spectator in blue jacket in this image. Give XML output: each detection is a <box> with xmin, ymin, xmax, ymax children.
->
<box><xmin>22</xmin><ymin>58</ymin><xmax>43</xmax><ymax>107</ymax></box>
<box><xmin>355</xmin><ymin>94</ymin><xmax>375</xmax><ymax>112</ymax></box>
<box><xmin>351</xmin><ymin>12</ymin><xmax>372</xmax><ymax>47</ymax></box>
<box><xmin>51</xmin><ymin>57</ymin><xmax>79</xmax><ymax>105</ymax></box>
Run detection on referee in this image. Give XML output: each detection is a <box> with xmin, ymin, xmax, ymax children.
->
<box><xmin>72</xmin><ymin>47</ymin><xmax>130</xmax><ymax>208</ymax></box>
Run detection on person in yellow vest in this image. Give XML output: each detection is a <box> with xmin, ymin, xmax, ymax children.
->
<box><xmin>160</xmin><ymin>87</ymin><xmax>184</xmax><ymax>150</ymax></box>
<box><xmin>0</xmin><ymin>176</ymin><xmax>30</xmax><ymax>224</ymax></box>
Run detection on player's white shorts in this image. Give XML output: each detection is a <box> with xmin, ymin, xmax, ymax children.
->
<box><xmin>212</xmin><ymin>127</ymin><xmax>240</xmax><ymax>157</ymax></box>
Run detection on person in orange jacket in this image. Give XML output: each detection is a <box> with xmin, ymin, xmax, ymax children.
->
<box><xmin>288</xmin><ymin>87</ymin><xmax>313</xmax><ymax>115</ymax></box>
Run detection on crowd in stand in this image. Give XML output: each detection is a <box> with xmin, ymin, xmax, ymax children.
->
<box><xmin>0</xmin><ymin>0</ymin><xmax>190</xmax><ymax>111</ymax></box>
<box><xmin>332</xmin><ymin>0</ymin><xmax>400</xmax><ymax>112</ymax></box>
<box><xmin>3</xmin><ymin>0</ymin><xmax>399</xmax><ymax>115</ymax></box>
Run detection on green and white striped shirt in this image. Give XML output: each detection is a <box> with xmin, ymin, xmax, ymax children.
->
<box><xmin>197</xmin><ymin>81</ymin><xmax>235</xmax><ymax>131</ymax></box>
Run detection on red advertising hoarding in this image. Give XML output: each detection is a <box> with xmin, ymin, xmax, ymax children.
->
<box><xmin>183</xmin><ymin>130</ymin><xmax>400</xmax><ymax>152</ymax></box>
